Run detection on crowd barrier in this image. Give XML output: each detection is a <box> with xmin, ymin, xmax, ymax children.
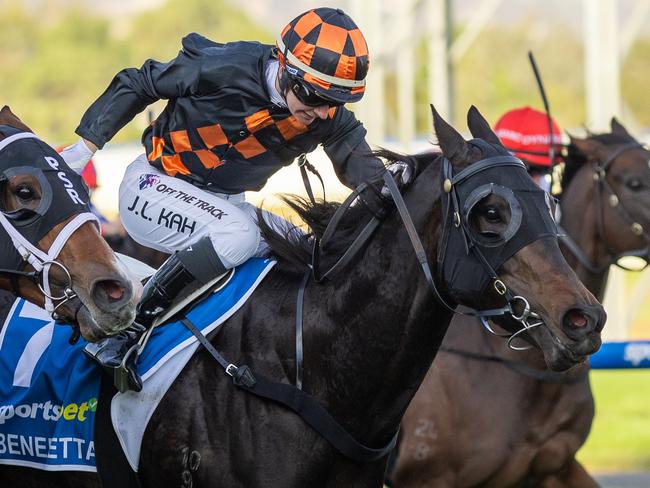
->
<box><xmin>590</xmin><ymin>340</ymin><xmax>650</xmax><ymax>369</ymax></box>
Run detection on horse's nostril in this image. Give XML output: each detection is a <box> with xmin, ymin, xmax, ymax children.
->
<box><xmin>566</xmin><ymin>309</ymin><xmax>588</xmax><ymax>328</ymax></box>
<box><xmin>99</xmin><ymin>280</ymin><xmax>126</xmax><ymax>302</ymax></box>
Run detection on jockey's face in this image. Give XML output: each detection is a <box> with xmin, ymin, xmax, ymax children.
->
<box><xmin>284</xmin><ymin>89</ymin><xmax>330</xmax><ymax>125</ymax></box>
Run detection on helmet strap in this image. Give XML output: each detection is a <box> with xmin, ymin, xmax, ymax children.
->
<box><xmin>278</xmin><ymin>66</ymin><xmax>292</xmax><ymax>100</ymax></box>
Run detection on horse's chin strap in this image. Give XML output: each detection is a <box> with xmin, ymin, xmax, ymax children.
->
<box><xmin>0</xmin><ymin>211</ymin><xmax>99</xmax><ymax>318</ymax></box>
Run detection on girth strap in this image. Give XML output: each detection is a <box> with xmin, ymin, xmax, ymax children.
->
<box><xmin>180</xmin><ymin>316</ymin><xmax>398</xmax><ymax>463</ymax></box>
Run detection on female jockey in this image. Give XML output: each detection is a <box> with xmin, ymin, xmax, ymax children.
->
<box><xmin>60</xmin><ymin>8</ymin><xmax>402</xmax><ymax>391</ymax></box>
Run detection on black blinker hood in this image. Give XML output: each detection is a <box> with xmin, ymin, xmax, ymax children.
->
<box><xmin>437</xmin><ymin>139</ymin><xmax>558</xmax><ymax>301</ymax></box>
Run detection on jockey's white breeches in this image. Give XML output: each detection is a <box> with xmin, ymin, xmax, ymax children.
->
<box><xmin>119</xmin><ymin>154</ymin><xmax>295</xmax><ymax>268</ymax></box>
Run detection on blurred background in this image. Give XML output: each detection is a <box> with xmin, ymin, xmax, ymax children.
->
<box><xmin>2</xmin><ymin>0</ymin><xmax>649</xmax><ymax>482</ymax></box>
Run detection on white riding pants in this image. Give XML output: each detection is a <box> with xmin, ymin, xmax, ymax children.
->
<box><xmin>119</xmin><ymin>154</ymin><xmax>295</xmax><ymax>268</ymax></box>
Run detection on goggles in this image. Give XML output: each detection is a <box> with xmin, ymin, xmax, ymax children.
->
<box><xmin>289</xmin><ymin>78</ymin><xmax>344</xmax><ymax>108</ymax></box>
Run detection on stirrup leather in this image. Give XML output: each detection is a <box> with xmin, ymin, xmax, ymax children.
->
<box><xmin>113</xmin><ymin>341</ymin><xmax>142</xmax><ymax>393</ymax></box>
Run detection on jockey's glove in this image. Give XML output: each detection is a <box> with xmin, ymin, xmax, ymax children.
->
<box><xmin>380</xmin><ymin>161</ymin><xmax>413</xmax><ymax>198</ymax></box>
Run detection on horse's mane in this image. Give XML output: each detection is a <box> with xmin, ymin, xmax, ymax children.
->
<box><xmin>562</xmin><ymin>132</ymin><xmax>636</xmax><ymax>192</ymax></box>
<box><xmin>258</xmin><ymin>149</ymin><xmax>438</xmax><ymax>274</ymax></box>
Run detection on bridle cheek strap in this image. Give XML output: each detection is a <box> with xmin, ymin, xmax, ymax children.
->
<box><xmin>0</xmin><ymin>211</ymin><xmax>99</xmax><ymax>313</ymax></box>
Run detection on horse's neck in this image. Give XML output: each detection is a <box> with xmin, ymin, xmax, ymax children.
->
<box><xmin>308</xmin><ymin>177</ymin><xmax>452</xmax><ymax>444</ymax></box>
<box><xmin>560</xmin><ymin>174</ymin><xmax>610</xmax><ymax>300</ymax></box>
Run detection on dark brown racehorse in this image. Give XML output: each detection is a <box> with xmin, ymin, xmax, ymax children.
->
<box><xmin>0</xmin><ymin>106</ymin><xmax>137</xmax><ymax>341</ymax></box>
<box><xmin>1</xmin><ymin>106</ymin><xmax>605</xmax><ymax>488</ymax></box>
<box><xmin>391</xmin><ymin>118</ymin><xmax>649</xmax><ymax>487</ymax></box>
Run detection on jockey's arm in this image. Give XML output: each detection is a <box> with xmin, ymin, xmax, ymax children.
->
<box><xmin>75</xmin><ymin>51</ymin><xmax>203</xmax><ymax>150</ymax></box>
<box><xmin>322</xmin><ymin>107</ymin><xmax>384</xmax><ymax>189</ymax></box>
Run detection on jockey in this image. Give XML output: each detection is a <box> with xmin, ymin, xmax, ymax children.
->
<box><xmin>493</xmin><ymin>106</ymin><xmax>563</xmax><ymax>193</ymax></box>
<box><xmin>60</xmin><ymin>7</ymin><xmax>398</xmax><ymax>392</ymax></box>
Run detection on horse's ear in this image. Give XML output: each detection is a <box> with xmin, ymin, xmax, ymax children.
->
<box><xmin>569</xmin><ymin>134</ymin><xmax>606</xmax><ymax>160</ymax></box>
<box><xmin>431</xmin><ymin>104</ymin><xmax>472</xmax><ymax>167</ymax></box>
<box><xmin>0</xmin><ymin>106</ymin><xmax>33</xmax><ymax>133</ymax></box>
<box><xmin>610</xmin><ymin>117</ymin><xmax>634</xmax><ymax>141</ymax></box>
<box><xmin>466</xmin><ymin>105</ymin><xmax>501</xmax><ymax>145</ymax></box>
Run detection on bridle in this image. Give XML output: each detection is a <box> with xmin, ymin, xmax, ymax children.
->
<box><xmin>0</xmin><ymin>130</ymin><xmax>98</xmax><ymax>329</ymax></box>
<box><xmin>435</xmin><ymin>149</ymin><xmax>557</xmax><ymax>350</ymax></box>
<box><xmin>0</xmin><ymin>211</ymin><xmax>98</xmax><ymax>323</ymax></box>
<box><xmin>305</xmin><ymin>152</ymin><xmax>554</xmax><ymax>352</ymax></box>
<box><xmin>559</xmin><ymin>141</ymin><xmax>650</xmax><ymax>274</ymax></box>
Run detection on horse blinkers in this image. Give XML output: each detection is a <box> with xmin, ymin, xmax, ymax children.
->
<box><xmin>438</xmin><ymin>155</ymin><xmax>558</xmax><ymax>302</ymax></box>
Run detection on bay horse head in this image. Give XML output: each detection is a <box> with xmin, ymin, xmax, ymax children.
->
<box><xmin>432</xmin><ymin>105</ymin><xmax>606</xmax><ymax>371</ymax></box>
<box><xmin>0</xmin><ymin>106</ymin><xmax>137</xmax><ymax>342</ymax></box>
<box><xmin>563</xmin><ymin>118</ymin><xmax>650</xmax><ymax>285</ymax></box>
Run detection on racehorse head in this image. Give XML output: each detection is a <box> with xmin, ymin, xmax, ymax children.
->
<box><xmin>433</xmin><ymin>105</ymin><xmax>606</xmax><ymax>371</ymax></box>
<box><xmin>562</xmin><ymin>118</ymin><xmax>650</xmax><ymax>287</ymax></box>
<box><xmin>0</xmin><ymin>105</ymin><xmax>138</xmax><ymax>342</ymax></box>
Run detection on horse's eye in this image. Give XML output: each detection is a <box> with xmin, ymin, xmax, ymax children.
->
<box><xmin>626</xmin><ymin>179</ymin><xmax>643</xmax><ymax>191</ymax></box>
<box><xmin>16</xmin><ymin>185</ymin><xmax>34</xmax><ymax>200</ymax></box>
<box><xmin>484</xmin><ymin>207</ymin><xmax>501</xmax><ymax>223</ymax></box>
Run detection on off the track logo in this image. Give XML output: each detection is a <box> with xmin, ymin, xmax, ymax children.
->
<box><xmin>139</xmin><ymin>173</ymin><xmax>161</xmax><ymax>190</ymax></box>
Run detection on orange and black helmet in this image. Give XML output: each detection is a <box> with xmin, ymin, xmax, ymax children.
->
<box><xmin>277</xmin><ymin>8</ymin><xmax>370</xmax><ymax>105</ymax></box>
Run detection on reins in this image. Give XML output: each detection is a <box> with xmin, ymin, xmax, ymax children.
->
<box><xmin>438</xmin><ymin>345</ymin><xmax>588</xmax><ymax>384</ymax></box>
<box><xmin>179</xmin><ymin>152</ymin><xmax>555</xmax><ymax>462</ymax></box>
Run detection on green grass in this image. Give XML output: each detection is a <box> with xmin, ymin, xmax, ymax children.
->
<box><xmin>578</xmin><ymin>370</ymin><xmax>650</xmax><ymax>473</ymax></box>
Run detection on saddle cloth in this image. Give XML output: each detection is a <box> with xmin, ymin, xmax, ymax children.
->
<box><xmin>0</xmin><ymin>257</ymin><xmax>276</xmax><ymax>472</ymax></box>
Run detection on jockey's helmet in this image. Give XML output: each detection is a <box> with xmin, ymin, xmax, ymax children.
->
<box><xmin>277</xmin><ymin>7</ymin><xmax>369</xmax><ymax>106</ymax></box>
<box><xmin>493</xmin><ymin>106</ymin><xmax>563</xmax><ymax>169</ymax></box>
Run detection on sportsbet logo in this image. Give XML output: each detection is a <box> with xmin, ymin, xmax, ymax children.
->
<box><xmin>0</xmin><ymin>398</ymin><xmax>97</xmax><ymax>424</ymax></box>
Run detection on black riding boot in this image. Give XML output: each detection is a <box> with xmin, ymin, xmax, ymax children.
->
<box><xmin>83</xmin><ymin>236</ymin><xmax>228</xmax><ymax>392</ymax></box>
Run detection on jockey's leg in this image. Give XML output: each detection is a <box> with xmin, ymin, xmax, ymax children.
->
<box><xmin>237</xmin><ymin>201</ymin><xmax>304</xmax><ymax>258</ymax></box>
<box><xmin>84</xmin><ymin>155</ymin><xmax>260</xmax><ymax>392</ymax></box>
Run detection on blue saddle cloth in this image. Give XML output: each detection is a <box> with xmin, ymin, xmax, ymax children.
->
<box><xmin>0</xmin><ymin>257</ymin><xmax>275</xmax><ymax>471</ymax></box>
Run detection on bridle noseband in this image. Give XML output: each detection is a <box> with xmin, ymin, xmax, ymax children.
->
<box><xmin>559</xmin><ymin>141</ymin><xmax>650</xmax><ymax>274</ymax></box>
<box><xmin>0</xmin><ymin>211</ymin><xmax>99</xmax><ymax>323</ymax></box>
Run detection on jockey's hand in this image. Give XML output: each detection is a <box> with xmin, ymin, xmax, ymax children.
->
<box><xmin>381</xmin><ymin>160</ymin><xmax>413</xmax><ymax>198</ymax></box>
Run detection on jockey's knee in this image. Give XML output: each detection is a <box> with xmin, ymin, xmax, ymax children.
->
<box><xmin>208</xmin><ymin>221</ymin><xmax>260</xmax><ymax>269</ymax></box>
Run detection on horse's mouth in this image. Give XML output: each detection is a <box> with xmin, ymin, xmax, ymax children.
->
<box><xmin>71</xmin><ymin>283</ymin><xmax>137</xmax><ymax>341</ymax></box>
<box><xmin>75</xmin><ymin>303</ymin><xmax>134</xmax><ymax>342</ymax></box>
<box><xmin>75</xmin><ymin>306</ymin><xmax>108</xmax><ymax>343</ymax></box>
<box><xmin>528</xmin><ymin>318</ymin><xmax>601</xmax><ymax>372</ymax></box>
